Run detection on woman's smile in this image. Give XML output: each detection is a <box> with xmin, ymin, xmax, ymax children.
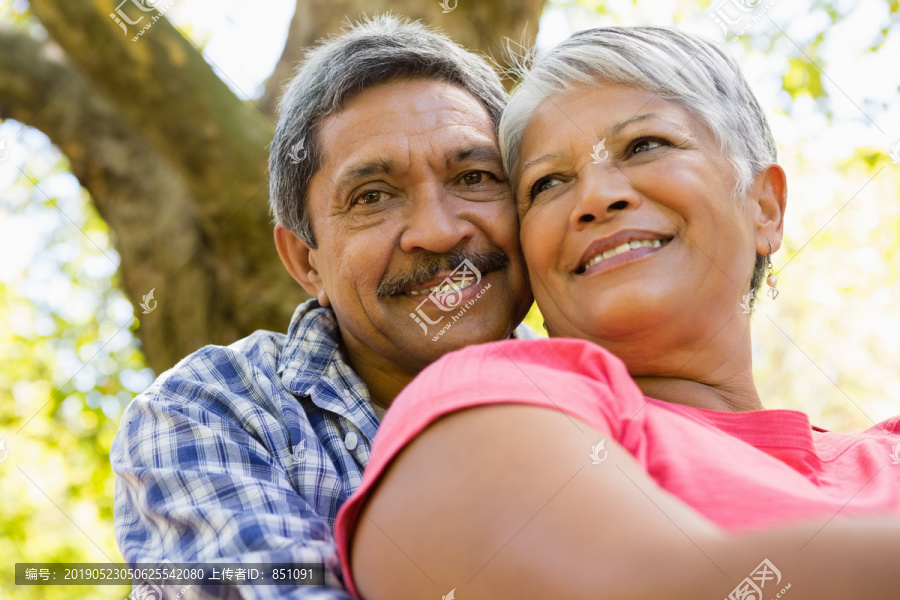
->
<box><xmin>575</xmin><ymin>231</ymin><xmax>673</xmax><ymax>276</ymax></box>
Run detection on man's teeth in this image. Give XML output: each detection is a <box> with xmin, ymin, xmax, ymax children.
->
<box><xmin>584</xmin><ymin>239</ymin><xmax>668</xmax><ymax>270</ymax></box>
<box><xmin>406</xmin><ymin>277</ymin><xmax>477</xmax><ymax>296</ymax></box>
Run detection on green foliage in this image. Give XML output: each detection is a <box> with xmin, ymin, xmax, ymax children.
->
<box><xmin>782</xmin><ymin>57</ymin><xmax>826</xmax><ymax>100</ymax></box>
<box><xmin>1</xmin><ymin>131</ymin><xmax>141</xmax><ymax>598</ymax></box>
<box><xmin>523</xmin><ymin>303</ymin><xmax>549</xmax><ymax>337</ymax></box>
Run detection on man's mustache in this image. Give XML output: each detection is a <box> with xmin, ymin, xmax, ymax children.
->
<box><xmin>377</xmin><ymin>246</ymin><xmax>509</xmax><ymax>298</ymax></box>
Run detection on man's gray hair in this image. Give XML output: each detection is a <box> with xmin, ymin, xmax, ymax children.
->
<box><xmin>269</xmin><ymin>14</ymin><xmax>508</xmax><ymax>247</ymax></box>
<box><xmin>499</xmin><ymin>26</ymin><xmax>777</xmax><ymax>297</ymax></box>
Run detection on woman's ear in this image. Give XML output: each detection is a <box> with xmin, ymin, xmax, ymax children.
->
<box><xmin>274</xmin><ymin>224</ymin><xmax>331</xmax><ymax>307</ymax></box>
<box><xmin>752</xmin><ymin>164</ymin><xmax>787</xmax><ymax>255</ymax></box>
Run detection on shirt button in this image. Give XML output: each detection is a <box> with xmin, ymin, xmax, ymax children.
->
<box><xmin>344</xmin><ymin>431</ymin><xmax>358</xmax><ymax>451</ymax></box>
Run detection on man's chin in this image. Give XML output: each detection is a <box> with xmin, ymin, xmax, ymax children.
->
<box><xmin>368</xmin><ymin>309</ymin><xmax>516</xmax><ymax>377</ymax></box>
<box><xmin>386</xmin><ymin>278</ymin><xmax>521</xmax><ymax>354</ymax></box>
<box><xmin>420</xmin><ymin>313</ymin><xmax>514</xmax><ymax>347</ymax></box>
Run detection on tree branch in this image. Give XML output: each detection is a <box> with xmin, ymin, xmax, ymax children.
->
<box><xmin>27</xmin><ymin>0</ymin><xmax>274</xmax><ymax>220</ymax></box>
<box><xmin>18</xmin><ymin>3</ymin><xmax>308</xmax><ymax>369</ymax></box>
<box><xmin>0</xmin><ymin>24</ymin><xmax>210</xmax><ymax>373</ymax></box>
<box><xmin>258</xmin><ymin>0</ymin><xmax>544</xmax><ymax>117</ymax></box>
<box><xmin>258</xmin><ymin>0</ymin><xmax>311</xmax><ymax>120</ymax></box>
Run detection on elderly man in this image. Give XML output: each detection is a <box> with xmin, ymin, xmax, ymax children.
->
<box><xmin>110</xmin><ymin>15</ymin><xmax>533</xmax><ymax>599</ymax></box>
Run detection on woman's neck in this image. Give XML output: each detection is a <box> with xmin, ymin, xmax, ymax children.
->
<box><xmin>632</xmin><ymin>372</ymin><xmax>765</xmax><ymax>412</ymax></box>
<box><xmin>596</xmin><ymin>307</ymin><xmax>765</xmax><ymax>412</ymax></box>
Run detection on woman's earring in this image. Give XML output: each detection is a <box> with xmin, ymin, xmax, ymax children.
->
<box><xmin>766</xmin><ymin>242</ymin><xmax>779</xmax><ymax>300</ymax></box>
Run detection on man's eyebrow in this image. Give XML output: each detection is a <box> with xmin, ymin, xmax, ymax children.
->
<box><xmin>453</xmin><ymin>145</ymin><xmax>503</xmax><ymax>165</ymax></box>
<box><xmin>335</xmin><ymin>158</ymin><xmax>396</xmax><ymax>197</ymax></box>
<box><xmin>334</xmin><ymin>145</ymin><xmax>501</xmax><ymax>195</ymax></box>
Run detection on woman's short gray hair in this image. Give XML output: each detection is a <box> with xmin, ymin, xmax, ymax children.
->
<box><xmin>269</xmin><ymin>15</ymin><xmax>508</xmax><ymax>247</ymax></box>
<box><xmin>499</xmin><ymin>26</ymin><xmax>776</xmax><ymax>298</ymax></box>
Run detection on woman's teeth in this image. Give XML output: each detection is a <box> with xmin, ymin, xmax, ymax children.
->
<box><xmin>406</xmin><ymin>277</ymin><xmax>477</xmax><ymax>296</ymax></box>
<box><xmin>583</xmin><ymin>239</ymin><xmax>668</xmax><ymax>270</ymax></box>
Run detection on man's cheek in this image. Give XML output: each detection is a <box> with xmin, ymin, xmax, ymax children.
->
<box><xmin>486</xmin><ymin>207</ymin><xmax>522</xmax><ymax>243</ymax></box>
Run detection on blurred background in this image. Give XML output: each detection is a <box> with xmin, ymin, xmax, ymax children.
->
<box><xmin>1</xmin><ymin>0</ymin><xmax>898</xmax><ymax>597</ymax></box>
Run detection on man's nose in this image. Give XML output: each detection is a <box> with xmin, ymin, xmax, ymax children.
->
<box><xmin>399</xmin><ymin>185</ymin><xmax>476</xmax><ymax>254</ymax></box>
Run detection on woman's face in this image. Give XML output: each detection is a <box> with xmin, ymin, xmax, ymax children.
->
<box><xmin>516</xmin><ymin>84</ymin><xmax>782</xmax><ymax>372</ymax></box>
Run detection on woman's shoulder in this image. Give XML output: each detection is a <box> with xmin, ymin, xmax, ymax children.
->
<box><xmin>454</xmin><ymin>336</ymin><xmax>630</xmax><ymax>373</ymax></box>
<box><xmin>417</xmin><ymin>336</ymin><xmax>630</xmax><ymax>386</ymax></box>
<box><xmin>390</xmin><ymin>337</ymin><xmax>646</xmax><ymax>427</ymax></box>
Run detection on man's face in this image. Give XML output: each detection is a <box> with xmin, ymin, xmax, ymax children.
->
<box><xmin>304</xmin><ymin>78</ymin><xmax>531</xmax><ymax>376</ymax></box>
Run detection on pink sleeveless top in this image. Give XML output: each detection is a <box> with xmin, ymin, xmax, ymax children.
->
<box><xmin>334</xmin><ymin>338</ymin><xmax>900</xmax><ymax>598</ymax></box>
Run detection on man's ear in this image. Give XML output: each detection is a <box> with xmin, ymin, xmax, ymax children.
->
<box><xmin>752</xmin><ymin>163</ymin><xmax>787</xmax><ymax>255</ymax></box>
<box><xmin>274</xmin><ymin>224</ymin><xmax>330</xmax><ymax>307</ymax></box>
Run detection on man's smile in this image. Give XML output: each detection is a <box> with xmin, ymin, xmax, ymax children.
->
<box><xmin>404</xmin><ymin>273</ymin><xmax>481</xmax><ymax>296</ymax></box>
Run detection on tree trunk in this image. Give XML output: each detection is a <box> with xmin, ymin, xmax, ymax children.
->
<box><xmin>0</xmin><ymin>0</ymin><xmax>543</xmax><ymax>373</ymax></box>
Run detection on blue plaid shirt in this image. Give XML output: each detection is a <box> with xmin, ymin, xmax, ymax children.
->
<box><xmin>111</xmin><ymin>299</ymin><xmax>535</xmax><ymax>598</ymax></box>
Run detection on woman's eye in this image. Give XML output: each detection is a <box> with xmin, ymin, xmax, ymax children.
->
<box><xmin>354</xmin><ymin>190</ymin><xmax>387</xmax><ymax>206</ymax></box>
<box><xmin>632</xmin><ymin>138</ymin><xmax>666</xmax><ymax>155</ymax></box>
<box><xmin>529</xmin><ymin>176</ymin><xmax>562</xmax><ymax>200</ymax></box>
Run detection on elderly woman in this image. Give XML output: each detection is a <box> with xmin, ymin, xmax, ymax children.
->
<box><xmin>333</xmin><ymin>27</ymin><xmax>900</xmax><ymax>599</ymax></box>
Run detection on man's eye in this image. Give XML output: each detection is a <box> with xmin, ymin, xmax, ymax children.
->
<box><xmin>354</xmin><ymin>190</ymin><xmax>388</xmax><ymax>206</ymax></box>
<box><xmin>529</xmin><ymin>176</ymin><xmax>562</xmax><ymax>200</ymax></box>
<box><xmin>460</xmin><ymin>171</ymin><xmax>493</xmax><ymax>185</ymax></box>
<box><xmin>631</xmin><ymin>138</ymin><xmax>666</xmax><ymax>155</ymax></box>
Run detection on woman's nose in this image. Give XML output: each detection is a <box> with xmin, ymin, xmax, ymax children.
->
<box><xmin>569</xmin><ymin>165</ymin><xmax>642</xmax><ymax>229</ymax></box>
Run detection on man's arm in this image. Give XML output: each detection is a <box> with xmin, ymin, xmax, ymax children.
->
<box><xmin>350</xmin><ymin>404</ymin><xmax>900</xmax><ymax>600</ymax></box>
<box><xmin>111</xmin><ymin>372</ymin><xmax>355</xmax><ymax>599</ymax></box>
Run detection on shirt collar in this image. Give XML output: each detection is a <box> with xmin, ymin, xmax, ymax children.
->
<box><xmin>278</xmin><ymin>298</ymin><xmax>539</xmax><ymax>426</ymax></box>
<box><xmin>512</xmin><ymin>322</ymin><xmax>540</xmax><ymax>340</ymax></box>
<box><xmin>278</xmin><ymin>299</ymin><xmax>378</xmax><ymax>438</ymax></box>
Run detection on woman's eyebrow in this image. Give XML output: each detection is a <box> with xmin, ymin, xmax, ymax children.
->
<box><xmin>516</xmin><ymin>112</ymin><xmax>685</xmax><ymax>185</ymax></box>
<box><xmin>609</xmin><ymin>113</ymin><xmax>658</xmax><ymax>136</ymax></box>
<box><xmin>612</xmin><ymin>112</ymin><xmax>697</xmax><ymax>142</ymax></box>
<box><xmin>519</xmin><ymin>150</ymin><xmax>566</xmax><ymax>179</ymax></box>
<box><xmin>518</xmin><ymin>115</ymin><xmax>661</xmax><ymax>176</ymax></box>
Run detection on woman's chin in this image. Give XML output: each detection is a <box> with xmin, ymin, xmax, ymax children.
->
<box><xmin>546</xmin><ymin>296</ymin><xmax>680</xmax><ymax>342</ymax></box>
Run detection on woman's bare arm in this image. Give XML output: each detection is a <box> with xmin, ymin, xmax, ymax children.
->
<box><xmin>350</xmin><ymin>404</ymin><xmax>900</xmax><ymax>599</ymax></box>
